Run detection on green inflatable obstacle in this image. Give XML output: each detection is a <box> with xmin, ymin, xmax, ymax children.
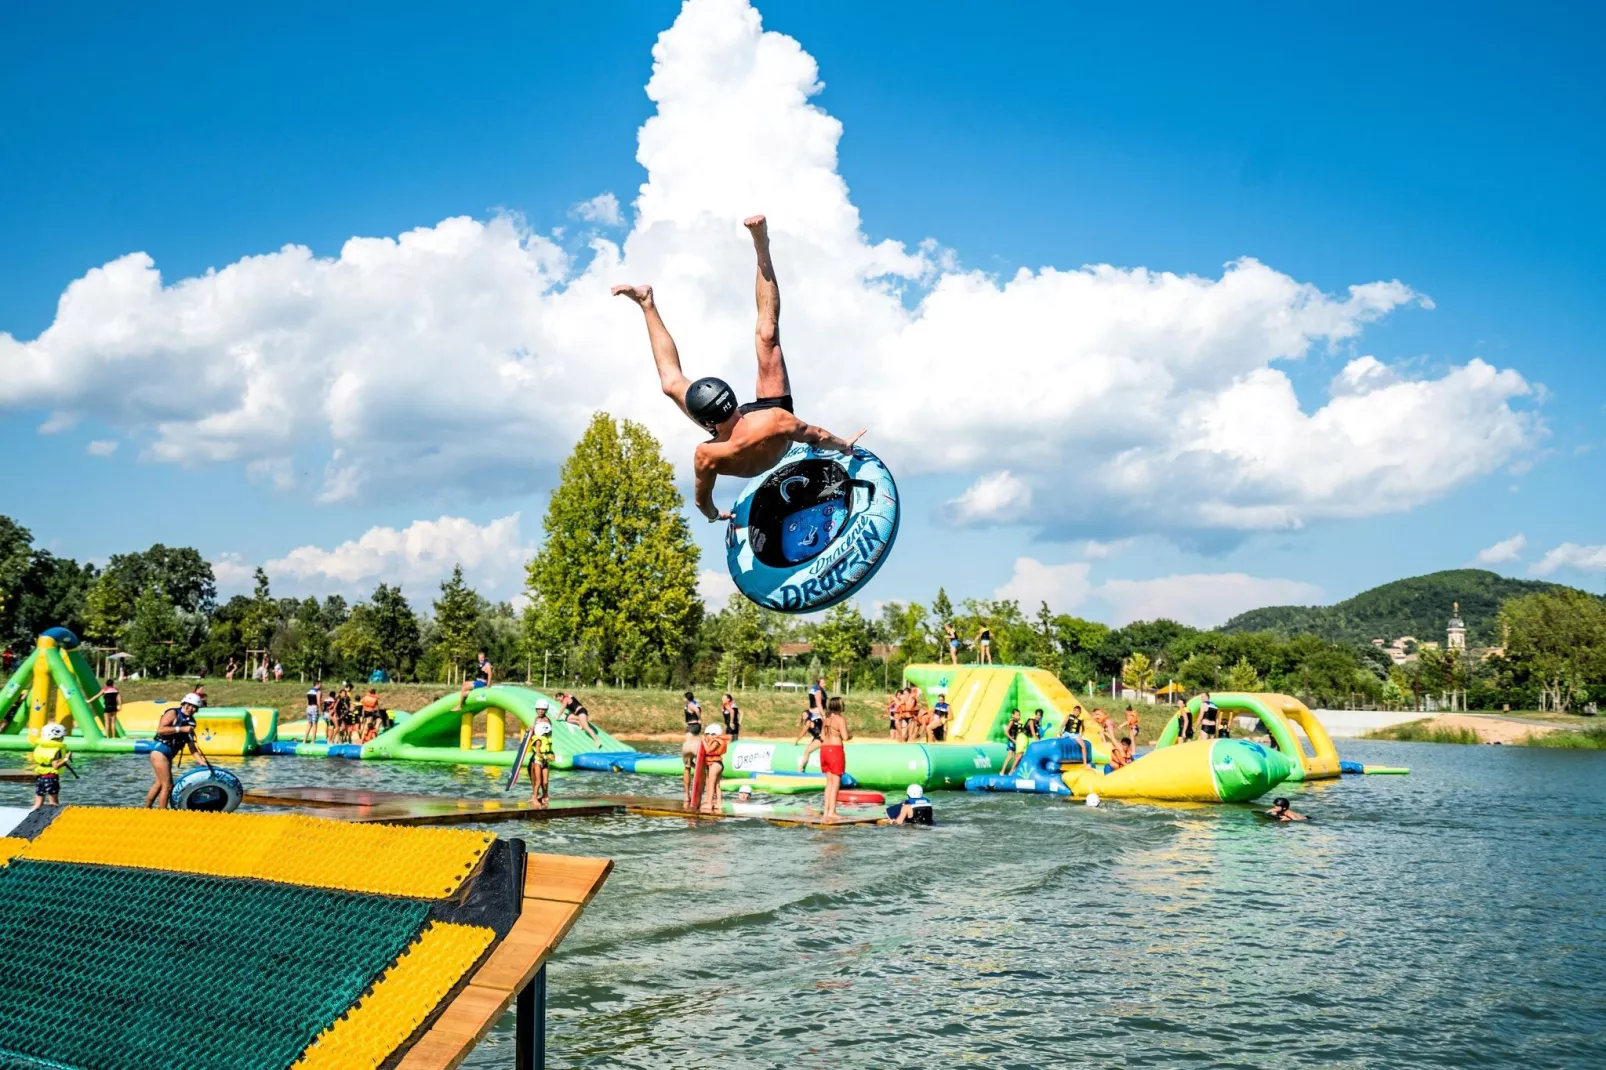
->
<box><xmin>360</xmin><ymin>684</ymin><xmax>631</xmax><ymax>767</ymax></box>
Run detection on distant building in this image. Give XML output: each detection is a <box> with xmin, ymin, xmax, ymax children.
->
<box><xmin>1447</xmin><ymin>602</ymin><xmax>1466</xmax><ymax>652</ymax></box>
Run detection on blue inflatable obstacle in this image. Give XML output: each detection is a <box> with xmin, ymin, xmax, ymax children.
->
<box><xmin>726</xmin><ymin>442</ymin><xmax>899</xmax><ymax>613</ymax></box>
<box><xmin>966</xmin><ymin>735</ymin><xmax>1094</xmax><ymax>794</ymax></box>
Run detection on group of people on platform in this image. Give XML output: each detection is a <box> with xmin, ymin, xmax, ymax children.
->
<box><xmin>303</xmin><ymin>681</ymin><xmax>390</xmax><ymax>745</ymax></box>
<box><xmin>883</xmin><ymin>686</ymin><xmax>950</xmax><ymax>742</ymax></box>
<box><xmin>939</xmin><ymin>622</ymin><xmax>997</xmax><ymax>665</ymax></box>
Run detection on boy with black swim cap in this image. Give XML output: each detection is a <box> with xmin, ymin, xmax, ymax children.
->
<box><xmin>614</xmin><ymin>216</ymin><xmax>864</xmax><ymax>522</ymax></box>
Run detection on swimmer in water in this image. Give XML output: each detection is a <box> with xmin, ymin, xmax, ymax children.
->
<box><xmin>1264</xmin><ymin>797</ymin><xmax>1309</xmax><ymax>822</ymax></box>
<box><xmin>613</xmin><ymin>215</ymin><xmax>865</xmax><ymax>523</ymax></box>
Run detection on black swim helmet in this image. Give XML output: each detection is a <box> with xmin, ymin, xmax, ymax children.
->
<box><xmin>685</xmin><ymin>376</ymin><xmax>738</xmax><ymax>429</ymax></box>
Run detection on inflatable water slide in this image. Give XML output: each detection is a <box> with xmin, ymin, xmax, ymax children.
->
<box><xmin>0</xmin><ymin>629</ymin><xmax>267</xmax><ymax>757</ymax></box>
<box><xmin>0</xmin><ymin>628</ymin><xmax>632</xmax><ymax>769</ymax></box>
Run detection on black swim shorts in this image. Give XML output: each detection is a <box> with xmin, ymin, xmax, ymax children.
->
<box><xmin>34</xmin><ymin>774</ymin><xmax>59</xmax><ymax>797</ymax></box>
<box><xmin>739</xmin><ymin>394</ymin><xmax>793</xmax><ymax>415</ymax></box>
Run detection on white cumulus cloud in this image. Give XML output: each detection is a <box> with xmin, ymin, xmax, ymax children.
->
<box><xmin>697</xmin><ymin>567</ymin><xmax>739</xmax><ymax>605</ymax></box>
<box><xmin>1096</xmin><ymin>573</ymin><xmax>1324</xmax><ymax>628</ymax></box>
<box><xmin>572</xmin><ymin>192</ymin><xmax>624</xmax><ymax>227</ymax></box>
<box><xmin>1475</xmin><ymin>532</ymin><xmax>1526</xmax><ymax>565</ymax></box>
<box><xmin>1531</xmin><ymin>542</ymin><xmax>1606</xmax><ymax>576</ymax></box>
<box><xmin>260</xmin><ymin>514</ymin><xmax>535</xmax><ymax>599</ymax></box>
<box><xmin>85</xmin><ymin>439</ymin><xmax>117</xmax><ymax>457</ymax></box>
<box><xmin>0</xmin><ymin>0</ymin><xmax>1541</xmax><ymax>540</ymax></box>
<box><xmin>993</xmin><ymin>557</ymin><xmax>1092</xmax><ymax>614</ymax></box>
<box><xmin>946</xmin><ymin>471</ymin><xmax>1033</xmax><ymax>525</ymax></box>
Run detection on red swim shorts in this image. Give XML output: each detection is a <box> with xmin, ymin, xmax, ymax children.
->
<box><xmin>820</xmin><ymin>745</ymin><xmax>846</xmax><ymax>776</ymax></box>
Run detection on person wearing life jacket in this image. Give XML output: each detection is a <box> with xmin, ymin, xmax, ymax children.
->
<box><xmin>145</xmin><ymin>693</ymin><xmax>200</xmax><ymax>809</ymax></box>
<box><xmin>929</xmin><ymin>694</ymin><xmax>949</xmax><ymax>742</ymax></box>
<box><xmin>613</xmin><ymin>215</ymin><xmax>865</xmax><ymax>524</ymax></box>
<box><xmin>31</xmin><ymin>722</ymin><xmax>70</xmax><ymax>810</ymax></box>
<box><xmin>721</xmin><ymin>693</ymin><xmax>742</xmax><ymax>740</ymax></box>
<box><xmin>1001</xmin><ymin>709</ymin><xmax>1026</xmax><ymax>776</ymax></box>
<box><xmin>527</xmin><ymin>721</ymin><xmax>556</xmax><ymax>808</ymax></box>
<box><xmin>700</xmin><ymin>723</ymin><xmax>730</xmax><ymax>813</ymax></box>
<box><xmin>887</xmin><ymin>784</ymin><xmax>934</xmax><ymax>826</ymax></box>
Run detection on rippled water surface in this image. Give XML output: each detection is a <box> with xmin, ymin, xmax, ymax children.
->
<box><xmin>54</xmin><ymin>740</ymin><xmax>1606</xmax><ymax>1068</ymax></box>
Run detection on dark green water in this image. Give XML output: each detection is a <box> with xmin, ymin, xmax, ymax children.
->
<box><xmin>38</xmin><ymin>740</ymin><xmax>1606</xmax><ymax>1068</ymax></box>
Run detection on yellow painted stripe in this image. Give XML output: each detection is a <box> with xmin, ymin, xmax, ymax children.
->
<box><xmin>21</xmin><ymin>808</ymin><xmax>492</xmax><ymax>899</ymax></box>
<box><xmin>294</xmin><ymin>921</ymin><xmax>496</xmax><ymax>1070</ymax></box>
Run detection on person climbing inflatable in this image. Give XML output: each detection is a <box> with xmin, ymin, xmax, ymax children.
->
<box><xmin>614</xmin><ymin>215</ymin><xmax>897</xmax><ymax>613</ymax></box>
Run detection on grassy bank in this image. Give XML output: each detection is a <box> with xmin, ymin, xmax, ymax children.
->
<box><xmin>1520</xmin><ymin>724</ymin><xmax>1606</xmax><ymax>749</ymax></box>
<box><xmin>113</xmin><ymin>679</ymin><xmax>1172</xmax><ymax>741</ymax></box>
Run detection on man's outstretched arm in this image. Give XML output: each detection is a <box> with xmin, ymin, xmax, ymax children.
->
<box><xmin>790</xmin><ymin>420</ymin><xmax>865</xmax><ymax>454</ymax></box>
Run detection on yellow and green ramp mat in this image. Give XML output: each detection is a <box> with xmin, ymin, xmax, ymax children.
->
<box><xmin>0</xmin><ymin>807</ymin><xmax>611</xmax><ymax>1069</ymax></box>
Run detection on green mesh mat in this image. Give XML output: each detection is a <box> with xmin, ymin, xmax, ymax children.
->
<box><xmin>0</xmin><ymin>860</ymin><xmax>433</xmax><ymax>1070</ymax></box>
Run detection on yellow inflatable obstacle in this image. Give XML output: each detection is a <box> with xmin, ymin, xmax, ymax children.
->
<box><xmin>1155</xmin><ymin>693</ymin><xmax>1340</xmax><ymax>781</ymax></box>
<box><xmin>967</xmin><ymin>734</ymin><xmax>1294</xmax><ymax>803</ymax></box>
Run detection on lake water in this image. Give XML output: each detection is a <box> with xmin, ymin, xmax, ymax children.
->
<box><xmin>45</xmin><ymin>740</ymin><xmax>1606</xmax><ymax>1069</ymax></box>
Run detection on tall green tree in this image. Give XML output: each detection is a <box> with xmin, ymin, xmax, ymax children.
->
<box><xmin>525</xmin><ymin>413</ymin><xmax>701</xmax><ymax>683</ymax></box>
<box><xmin>433</xmin><ymin>565</ymin><xmax>482</xmax><ymax>682</ymax></box>
<box><xmin>1224</xmin><ymin>656</ymin><xmax>1264</xmax><ymax>691</ymax></box>
<box><xmin>814</xmin><ymin>601</ymin><xmax>872</xmax><ymax>692</ymax></box>
<box><xmin>1501</xmin><ymin>589</ymin><xmax>1606</xmax><ymax>712</ymax></box>
<box><xmin>240</xmin><ymin>568</ymin><xmax>280</xmax><ymax>666</ymax></box>
<box><xmin>331</xmin><ymin>606</ymin><xmax>386</xmax><ymax>678</ymax></box>
<box><xmin>368</xmin><ymin>584</ymin><xmax>423</xmax><ymax>680</ymax></box>
<box><xmin>124</xmin><ymin>586</ymin><xmax>181</xmax><ymax>677</ymax></box>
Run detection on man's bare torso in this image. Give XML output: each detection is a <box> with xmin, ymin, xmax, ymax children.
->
<box><xmin>695</xmin><ymin>407</ymin><xmax>802</xmax><ymax>478</ymax></box>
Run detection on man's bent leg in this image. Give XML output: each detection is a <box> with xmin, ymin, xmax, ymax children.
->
<box><xmin>613</xmin><ymin>284</ymin><xmax>696</xmax><ymax>418</ymax></box>
<box><xmin>745</xmin><ymin>216</ymin><xmax>791</xmax><ymax>399</ymax></box>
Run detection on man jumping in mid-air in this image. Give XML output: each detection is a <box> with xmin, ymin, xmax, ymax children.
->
<box><xmin>613</xmin><ymin>215</ymin><xmax>865</xmax><ymax>522</ymax></box>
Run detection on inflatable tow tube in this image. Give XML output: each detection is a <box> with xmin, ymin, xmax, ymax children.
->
<box><xmin>726</xmin><ymin>443</ymin><xmax>899</xmax><ymax>613</ymax></box>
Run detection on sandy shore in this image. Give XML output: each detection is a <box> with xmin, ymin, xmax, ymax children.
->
<box><xmin>1427</xmin><ymin>715</ymin><xmax>1562</xmax><ymax>744</ymax></box>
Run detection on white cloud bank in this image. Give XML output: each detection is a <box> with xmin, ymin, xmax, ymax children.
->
<box><xmin>1475</xmin><ymin>532</ymin><xmax>1527</xmax><ymax>565</ymax></box>
<box><xmin>243</xmin><ymin>514</ymin><xmax>535</xmax><ymax>599</ymax></box>
<box><xmin>0</xmin><ymin>0</ymin><xmax>1540</xmax><ymax>542</ymax></box>
<box><xmin>994</xmin><ymin>557</ymin><xmax>1321</xmax><ymax>628</ymax></box>
<box><xmin>1531</xmin><ymin>542</ymin><xmax>1606</xmax><ymax>576</ymax></box>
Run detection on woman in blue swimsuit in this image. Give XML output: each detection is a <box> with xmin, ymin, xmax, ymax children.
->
<box><xmin>144</xmin><ymin>693</ymin><xmax>200</xmax><ymax>809</ymax></box>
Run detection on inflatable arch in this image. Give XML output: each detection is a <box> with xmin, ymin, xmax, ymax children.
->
<box><xmin>1155</xmin><ymin>692</ymin><xmax>1341</xmax><ymax>781</ymax></box>
<box><xmin>362</xmin><ymin>684</ymin><xmax>630</xmax><ymax>767</ymax></box>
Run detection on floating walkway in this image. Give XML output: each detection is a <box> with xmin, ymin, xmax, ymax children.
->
<box><xmin>0</xmin><ymin>805</ymin><xmax>610</xmax><ymax>1069</ymax></box>
<box><xmin>244</xmin><ymin>785</ymin><xmax>888</xmax><ymax>827</ymax></box>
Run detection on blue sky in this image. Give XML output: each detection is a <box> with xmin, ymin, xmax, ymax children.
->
<box><xmin>2</xmin><ymin>0</ymin><xmax>1602</xmax><ymax>623</ymax></box>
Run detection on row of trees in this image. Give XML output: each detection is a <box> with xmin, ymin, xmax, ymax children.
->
<box><xmin>4</xmin><ymin>411</ymin><xmax>1602</xmax><ymax>709</ymax></box>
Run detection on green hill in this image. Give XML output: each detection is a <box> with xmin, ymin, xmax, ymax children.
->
<box><xmin>1217</xmin><ymin>569</ymin><xmax>1569</xmax><ymax>646</ymax></box>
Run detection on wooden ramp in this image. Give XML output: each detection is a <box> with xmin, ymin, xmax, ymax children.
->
<box><xmin>246</xmin><ymin>787</ymin><xmax>888</xmax><ymax>828</ymax></box>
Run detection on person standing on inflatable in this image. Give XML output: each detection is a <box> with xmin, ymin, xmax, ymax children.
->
<box><xmin>613</xmin><ymin>215</ymin><xmax>864</xmax><ymax>522</ymax></box>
